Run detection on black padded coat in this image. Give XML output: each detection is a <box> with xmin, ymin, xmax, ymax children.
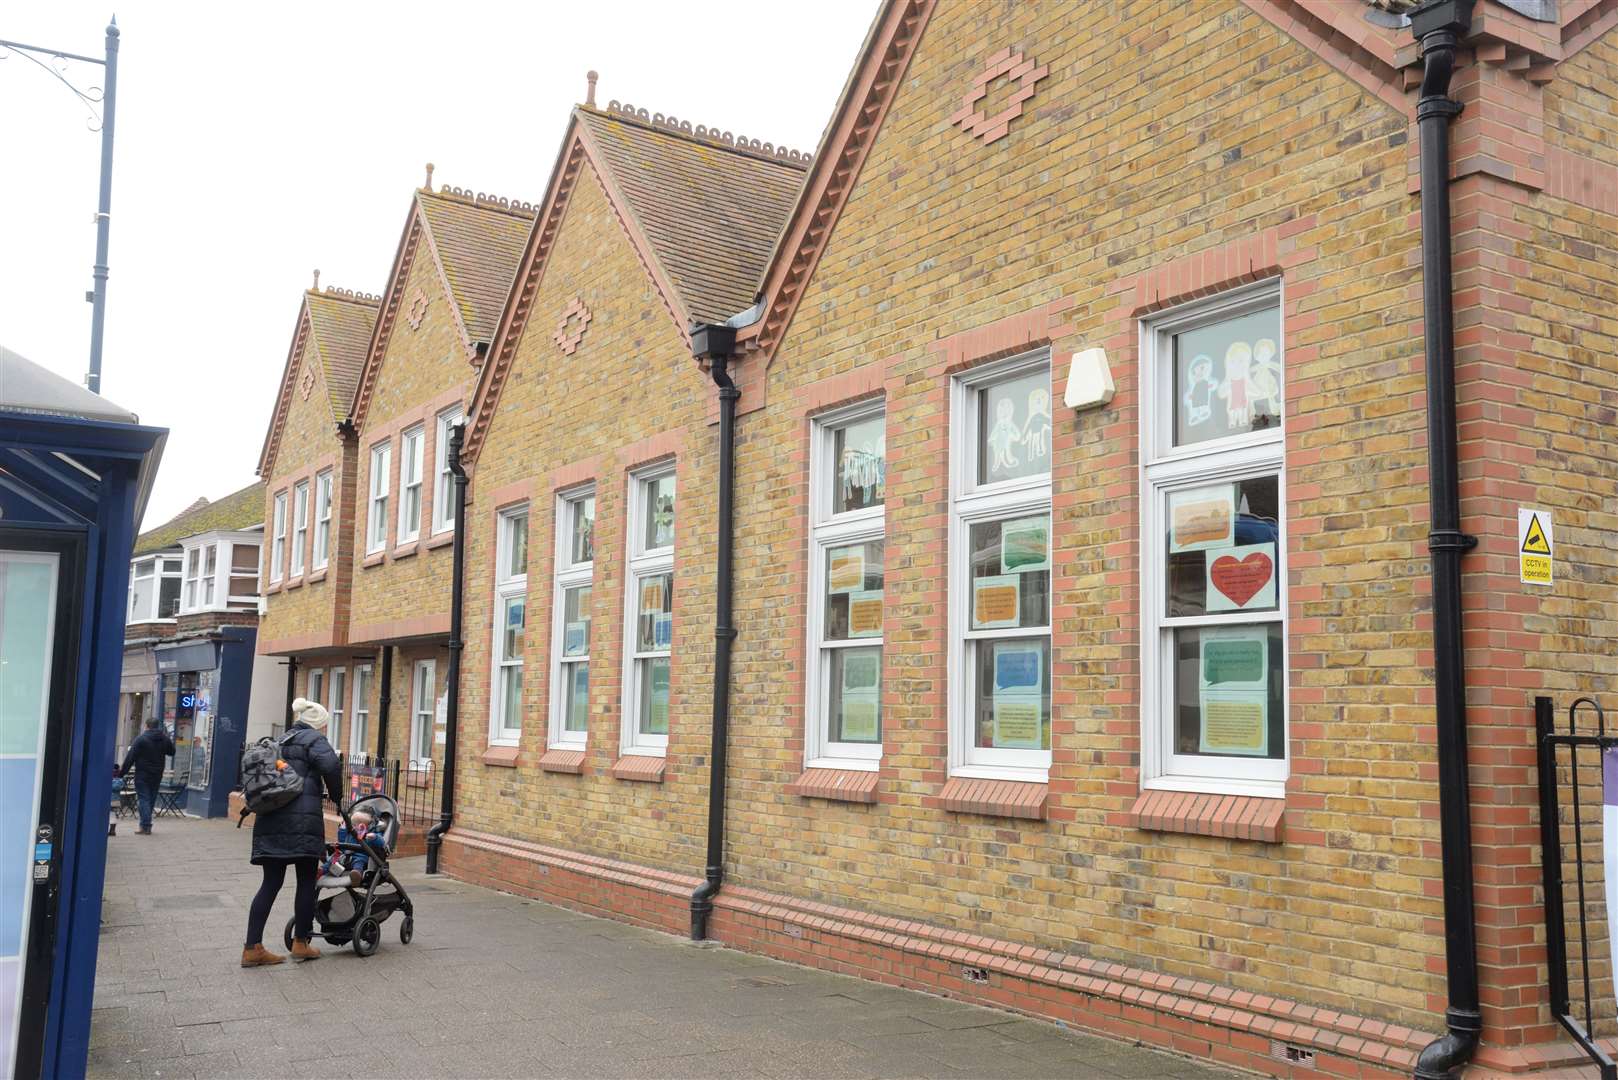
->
<box><xmin>250</xmin><ymin>723</ymin><xmax>342</xmax><ymax>864</ymax></box>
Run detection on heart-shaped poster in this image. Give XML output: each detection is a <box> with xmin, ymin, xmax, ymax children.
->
<box><xmin>1209</xmin><ymin>551</ymin><xmax>1273</xmax><ymax>608</ymax></box>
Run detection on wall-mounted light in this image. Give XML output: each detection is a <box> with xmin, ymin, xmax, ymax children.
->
<box><xmin>1062</xmin><ymin>347</ymin><xmax>1114</xmax><ymax>410</ymax></box>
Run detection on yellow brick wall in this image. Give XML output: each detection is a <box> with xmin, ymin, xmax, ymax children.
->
<box><xmin>453</xmin><ymin>161</ymin><xmax>717</xmax><ymax>873</ymax></box>
<box><xmin>348</xmin><ymin>221</ymin><xmax>479</xmax><ymax>637</ymax></box>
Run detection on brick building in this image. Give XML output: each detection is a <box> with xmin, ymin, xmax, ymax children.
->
<box><xmin>256</xmin><ymin>2</ymin><xmax>1618</xmax><ymax>1075</ymax></box>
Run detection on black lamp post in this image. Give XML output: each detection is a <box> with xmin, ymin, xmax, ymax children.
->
<box><xmin>0</xmin><ymin>18</ymin><xmax>120</xmax><ymax>394</ymax></box>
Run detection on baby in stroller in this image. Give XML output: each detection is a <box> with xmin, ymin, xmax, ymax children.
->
<box><xmin>319</xmin><ymin>806</ymin><xmax>387</xmax><ymax>888</ymax></box>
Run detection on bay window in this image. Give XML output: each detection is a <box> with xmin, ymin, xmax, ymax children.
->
<box><xmin>434</xmin><ymin>407</ymin><xmax>463</xmax><ymax>535</ymax></box>
<box><xmin>621</xmin><ymin>467</ymin><xmax>675</xmax><ymax>756</ymax></box>
<box><xmin>398</xmin><ymin>425</ymin><xmax>425</xmax><ymax>543</ymax></box>
<box><xmin>806</xmin><ymin>404</ymin><xmax>886</xmax><ymax>769</ymax></box>
<box><xmin>290</xmin><ymin>480</ymin><xmax>309</xmax><ymax>576</ymax></box>
<box><xmin>550</xmin><ymin>489</ymin><xmax>594</xmax><ymax>749</ymax></box>
<box><xmin>127</xmin><ymin>556</ymin><xmax>182</xmax><ymax>623</ymax></box>
<box><xmin>490</xmin><ymin>505</ymin><xmax>529</xmax><ymax>747</ymax></box>
<box><xmin>1142</xmin><ymin>281</ymin><xmax>1286</xmax><ymax>795</ymax></box>
<box><xmin>949</xmin><ymin>353</ymin><xmax>1053</xmax><ymax>781</ymax></box>
<box><xmin>367</xmin><ymin>442</ymin><xmax>390</xmax><ymax>554</ymax></box>
<box><xmin>313</xmin><ymin>469</ymin><xmax>333</xmax><ymax>569</ymax></box>
<box><xmin>270</xmin><ymin>491</ymin><xmax>287</xmax><ymax>583</ymax></box>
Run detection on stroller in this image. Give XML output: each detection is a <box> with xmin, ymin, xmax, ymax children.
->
<box><xmin>283</xmin><ymin>794</ymin><xmax>414</xmax><ymax>957</ymax></box>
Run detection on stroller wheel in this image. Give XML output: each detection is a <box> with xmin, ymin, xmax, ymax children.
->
<box><xmin>282</xmin><ymin>918</ymin><xmax>296</xmax><ymax>952</ymax></box>
<box><xmin>352</xmin><ymin>916</ymin><xmax>380</xmax><ymax>958</ymax></box>
<box><xmin>400</xmin><ymin>916</ymin><xmax>414</xmax><ymax>945</ymax></box>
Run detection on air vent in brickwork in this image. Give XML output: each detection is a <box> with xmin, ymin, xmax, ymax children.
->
<box><xmin>1270</xmin><ymin>1041</ymin><xmax>1316</xmax><ymax>1067</ymax></box>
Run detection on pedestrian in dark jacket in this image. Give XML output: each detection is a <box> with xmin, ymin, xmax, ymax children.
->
<box><xmin>241</xmin><ymin>698</ymin><xmax>342</xmax><ymax>968</ymax></box>
<box><xmin>117</xmin><ymin>717</ymin><xmax>175</xmax><ymax>834</ymax></box>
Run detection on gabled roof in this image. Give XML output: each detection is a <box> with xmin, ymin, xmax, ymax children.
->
<box><xmin>737</xmin><ymin>0</ymin><xmax>936</xmax><ymax>362</ymax></box>
<box><xmin>461</xmin><ymin>102</ymin><xmax>811</xmax><ymax>464</ymax></box>
<box><xmin>348</xmin><ymin>186</ymin><xmax>536</xmax><ymax>431</ymax></box>
<box><xmin>257</xmin><ymin>286</ymin><xmax>381</xmax><ymax>478</ymax></box>
<box><xmin>133</xmin><ymin>480</ymin><xmax>264</xmax><ymax>556</ymax></box>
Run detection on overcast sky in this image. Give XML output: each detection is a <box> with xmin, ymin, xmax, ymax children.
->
<box><xmin>1</xmin><ymin>1</ymin><xmax>873</xmax><ymax>530</ymax></box>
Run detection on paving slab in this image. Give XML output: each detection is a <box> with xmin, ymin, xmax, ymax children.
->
<box><xmin>91</xmin><ymin>816</ymin><xmax>1240</xmax><ymax>1079</ymax></box>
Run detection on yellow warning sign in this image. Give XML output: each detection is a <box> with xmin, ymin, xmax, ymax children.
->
<box><xmin>1519</xmin><ymin>508</ymin><xmax>1553</xmax><ymax>586</ymax></box>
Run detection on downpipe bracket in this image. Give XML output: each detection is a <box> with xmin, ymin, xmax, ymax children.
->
<box><xmin>1428</xmin><ymin>529</ymin><xmax>1478</xmax><ymax>553</ymax></box>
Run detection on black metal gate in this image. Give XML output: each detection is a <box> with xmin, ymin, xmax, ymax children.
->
<box><xmin>1536</xmin><ymin>694</ymin><xmax>1617</xmax><ymax>1079</ymax></box>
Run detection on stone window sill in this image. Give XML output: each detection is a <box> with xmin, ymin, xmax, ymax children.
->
<box><xmin>481</xmin><ymin>745</ymin><xmax>520</xmax><ymax>768</ymax></box>
<box><xmin>788</xmin><ymin>768</ymin><xmax>878</xmax><ymax>803</ymax></box>
<box><xmin>284</xmin><ymin>576</ymin><xmax>303</xmax><ymax>591</ymax></box>
<box><xmin>537</xmin><ymin>749</ymin><xmax>586</xmax><ymax>774</ymax></box>
<box><xmin>611</xmin><ymin>756</ymin><xmax>666</xmax><ymax>783</ymax></box>
<box><xmin>306</xmin><ymin>568</ymin><xmax>327</xmax><ymax>584</ymax></box>
<box><xmin>392</xmin><ymin>542</ymin><xmax>420</xmax><ymax>561</ymax></box>
<box><xmin>426</xmin><ymin>532</ymin><xmax>455</xmax><ymax>551</ymax></box>
<box><xmin>939</xmin><ymin>777</ymin><xmax>1047</xmax><ymax>820</ymax></box>
<box><xmin>1128</xmin><ymin>789</ymin><xmax>1284</xmax><ymax>843</ymax></box>
<box><xmin>362</xmin><ymin>552</ymin><xmax>385</xmax><ymax>569</ymax></box>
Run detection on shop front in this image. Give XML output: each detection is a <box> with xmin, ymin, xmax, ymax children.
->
<box><xmin>151</xmin><ymin>628</ymin><xmax>259</xmax><ymax>819</ymax></box>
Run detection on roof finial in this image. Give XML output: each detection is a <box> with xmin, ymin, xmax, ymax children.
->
<box><xmin>312</xmin><ymin>268</ymin><xmax>320</xmax><ymax>291</ymax></box>
<box><xmin>424</xmin><ymin>162</ymin><xmax>435</xmax><ymax>192</ymax></box>
<box><xmin>586</xmin><ymin>71</ymin><xmax>598</xmax><ymax>107</ymax></box>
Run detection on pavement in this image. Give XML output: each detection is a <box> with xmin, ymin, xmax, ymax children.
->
<box><xmin>91</xmin><ymin>815</ymin><xmax>1240</xmax><ymax>1079</ymax></box>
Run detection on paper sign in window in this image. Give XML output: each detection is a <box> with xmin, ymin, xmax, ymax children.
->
<box><xmin>1168</xmin><ymin>485</ymin><xmax>1235</xmax><ymax>553</ymax></box>
<box><xmin>647</xmin><ymin>663</ymin><xmax>670</xmax><ymax>733</ymax></box>
<box><xmin>1197</xmin><ymin>625</ymin><xmax>1268</xmax><ymax>756</ymax></box>
<box><xmin>991</xmin><ymin>644</ymin><xmax>1043</xmax><ymax>749</ymax></box>
<box><xmin>828</xmin><ymin>545</ymin><xmax>865</xmax><ymax>593</ymax></box>
<box><xmin>1000</xmin><ymin>516</ymin><xmax>1049</xmax><ymax>574</ymax></box>
<box><xmin>847</xmin><ymin>590</ymin><xmax>883</xmax><ymax>638</ymax></box>
<box><xmin>564</xmin><ymin>620</ymin><xmax>588</xmax><ymax>656</ymax></box>
<box><xmin>1204</xmin><ymin>543</ymin><xmax>1276</xmax><ymax>612</ymax></box>
<box><xmin>639</xmin><ymin>578</ymin><xmax>664</xmax><ymax>616</ymax></box>
<box><xmin>653</xmin><ymin>612</ymin><xmax>673</xmax><ymax>649</ymax></box>
<box><xmin>972</xmin><ymin>575</ymin><xmax>1020</xmax><ymax>629</ymax></box>
<box><xmin>839</xmin><ymin>651</ymin><xmax>881</xmax><ymax>742</ymax></box>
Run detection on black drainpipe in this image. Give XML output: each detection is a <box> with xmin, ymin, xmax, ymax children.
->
<box><xmin>425</xmin><ymin>422</ymin><xmax>468</xmax><ymax>875</ymax></box>
<box><xmin>1410</xmin><ymin>2</ymin><xmax>1481</xmax><ymax>1077</ymax></box>
<box><xmin>375</xmin><ymin>646</ymin><xmax>392</xmax><ymax>761</ymax></box>
<box><xmin>690</xmin><ymin>322</ymin><xmax>738</xmax><ymax>940</ymax></box>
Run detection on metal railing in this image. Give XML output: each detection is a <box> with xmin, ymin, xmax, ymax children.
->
<box><xmin>338</xmin><ymin>755</ymin><xmax>439</xmax><ymax>826</ymax></box>
<box><xmin>1536</xmin><ymin>694</ymin><xmax>1618</xmax><ymax>1079</ymax></box>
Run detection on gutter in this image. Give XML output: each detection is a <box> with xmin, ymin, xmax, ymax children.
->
<box><xmin>1408</xmin><ymin>2</ymin><xmax>1482</xmax><ymax>1076</ymax></box>
<box><xmin>689</xmin><ymin>321</ymin><xmax>738</xmax><ymax>940</ymax></box>
<box><xmin>425</xmin><ymin>422</ymin><xmax>468</xmax><ymax>874</ymax></box>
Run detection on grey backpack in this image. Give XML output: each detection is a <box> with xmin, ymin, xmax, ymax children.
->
<box><xmin>236</xmin><ymin>733</ymin><xmax>304</xmax><ymax>826</ymax></box>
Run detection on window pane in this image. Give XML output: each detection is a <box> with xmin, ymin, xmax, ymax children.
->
<box><xmin>968</xmin><ymin>517</ymin><xmax>1049</xmax><ymax>630</ymax></box>
<box><xmin>1172</xmin><ymin>623</ymin><xmax>1284</xmax><ymax>760</ymax></box>
<box><xmin>823</xmin><ymin>541</ymin><xmax>884</xmax><ymax>641</ymax></box>
<box><xmin>505</xmin><ymin>514</ymin><xmax>528</xmax><ymax>579</ymax></box>
<box><xmin>571</xmin><ymin>496</ymin><xmax>595</xmax><ymax>564</ymax></box>
<box><xmin>973</xmin><ymin>637</ymin><xmax>1050</xmax><ymax>750</ymax></box>
<box><xmin>828</xmin><ymin>646</ymin><xmax>881</xmax><ymax>743</ymax></box>
<box><xmin>1165</xmin><ymin>475</ymin><xmax>1280</xmax><ymax>618</ymax></box>
<box><xmin>976</xmin><ymin>367</ymin><xmax>1052</xmax><ymax>484</ymax></box>
<box><xmin>638</xmin><ymin>657</ymin><xmax>670</xmax><ymax>735</ymax></box>
<box><xmin>403</xmin><ymin>485</ymin><xmax>421</xmax><ymax>531</ymax></box>
<box><xmin>643</xmin><ymin>474</ymin><xmax>676</xmax><ymax>550</ymax></box>
<box><xmin>562</xmin><ymin>662</ymin><xmax>589</xmax><ymax>733</ymax></box>
<box><xmin>1172</xmin><ymin>305</ymin><xmax>1282</xmax><ymax>447</ymax></box>
<box><xmin>562</xmin><ymin>585</ymin><xmax>591</xmax><ymax>657</ymax></box>
<box><xmin>500</xmin><ymin>665</ymin><xmax>523</xmax><ymax>734</ymax></box>
<box><xmin>833</xmin><ymin>414</ymin><xmax>885</xmax><ymax>513</ymax></box>
<box><xmin>231</xmin><ymin>544</ymin><xmax>258</xmax><ymax>572</ymax></box>
<box><xmin>161</xmin><ymin>558</ymin><xmax>182</xmax><ymax>574</ymax></box>
<box><xmin>158</xmin><ymin>576</ymin><xmax>180</xmax><ymax>618</ymax></box>
<box><xmin>130</xmin><ymin>576</ymin><xmax>154</xmax><ymax>618</ymax></box>
<box><xmin>635</xmin><ymin>572</ymin><xmax>673</xmax><ymax>653</ymax></box>
<box><xmin>501</xmin><ymin>596</ymin><xmax>525</xmax><ymax>663</ymax></box>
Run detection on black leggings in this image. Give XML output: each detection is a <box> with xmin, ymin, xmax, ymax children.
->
<box><xmin>245</xmin><ymin>858</ymin><xmax>318</xmax><ymax>947</ymax></box>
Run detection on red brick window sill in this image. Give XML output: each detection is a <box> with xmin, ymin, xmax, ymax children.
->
<box><xmin>481</xmin><ymin>746</ymin><xmax>520</xmax><ymax>768</ymax></box>
<box><xmin>1128</xmin><ymin>789</ymin><xmax>1284</xmax><ymax>843</ymax></box>
<box><xmin>610</xmin><ymin>756</ymin><xmax>666</xmax><ymax>783</ymax></box>
<box><xmin>537</xmin><ymin>749</ymin><xmax>586</xmax><ymax>774</ymax></box>
<box><xmin>788</xmin><ymin>768</ymin><xmax>878</xmax><ymax>804</ymax></box>
<box><xmin>938</xmin><ymin>777</ymin><xmax>1047</xmax><ymax>820</ymax></box>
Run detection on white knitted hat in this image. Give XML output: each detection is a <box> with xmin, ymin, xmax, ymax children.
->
<box><xmin>290</xmin><ymin>697</ymin><xmax>330</xmax><ymax>730</ymax></box>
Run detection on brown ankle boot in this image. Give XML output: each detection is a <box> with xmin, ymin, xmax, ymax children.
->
<box><xmin>241</xmin><ymin>944</ymin><xmax>285</xmax><ymax>968</ymax></box>
<box><xmin>291</xmin><ymin>938</ymin><xmax>321</xmax><ymax>961</ymax></box>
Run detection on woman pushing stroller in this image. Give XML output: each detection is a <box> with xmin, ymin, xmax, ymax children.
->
<box><xmin>241</xmin><ymin>697</ymin><xmax>342</xmax><ymax>967</ymax></box>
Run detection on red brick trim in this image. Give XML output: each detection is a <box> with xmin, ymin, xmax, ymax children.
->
<box><xmin>537</xmin><ymin>749</ymin><xmax>586</xmax><ymax>775</ymax></box>
<box><xmin>937</xmin><ymin>777</ymin><xmax>1048</xmax><ymax>820</ymax></box>
<box><xmin>610</xmin><ymin>755</ymin><xmax>666</xmax><ymax>783</ymax></box>
<box><xmin>617</xmin><ymin>428</ymin><xmax>685</xmax><ymax>473</ymax></box>
<box><xmin>481</xmin><ymin>745</ymin><xmax>520</xmax><ymax>768</ymax></box>
<box><xmin>441</xmin><ymin>829</ymin><xmax>1433</xmax><ymax>1079</ymax></box>
<box><xmin>258</xmin><ymin>629</ymin><xmax>343</xmax><ymax>656</ymax></box>
<box><xmin>1545</xmin><ymin>146</ymin><xmax>1618</xmax><ymax>215</ymax></box>
<box><xmin>1128</xmin><ymin>789</ymin><xmax>1286</xmax><ymax>844</ymax></box>
<box><xmin>786</xmin><ymin>768</ymin><xmax>879</xmax><ymax>804</ymax></box>
<box><xmin>349</xmin><ymin>612</ymin><xmax>450</xmax><ymax>646</ymax></box>
<box><xmin>486</xmin><ymin>478</ymin><xmax>534</xmax><ymax>511</ymax></box>
<box><xmin>551</xmin><ymin>454</ymin><xmax>605</xmax><ymax>494</ymax></box>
